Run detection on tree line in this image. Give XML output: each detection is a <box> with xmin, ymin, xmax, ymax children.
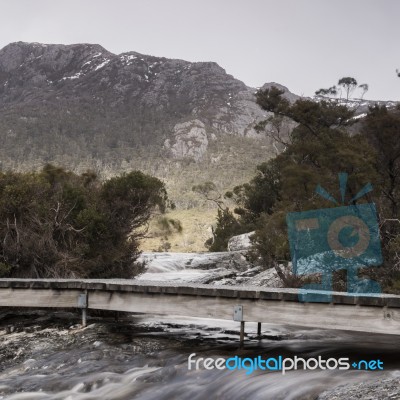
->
<box><xmin>207</xmin><ymin>81</ymin><xmax>400</xmax><ymax>292</ymax></box>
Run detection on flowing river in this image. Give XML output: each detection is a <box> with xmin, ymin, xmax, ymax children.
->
<box><xmin>0</xmin><ymin>252</ymin><xmax>399</xmax><ymax>399</ymax></box>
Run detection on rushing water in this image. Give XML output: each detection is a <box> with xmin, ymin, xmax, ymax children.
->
<box><xmin>1</xmin><ymin>253</ymin><xmax>399</xmax><ymax>399</ymax></box>
<box><xmin>1</xmin><ymin>313</ymin><xmax>399</xmax><ymax>400</ymax></box>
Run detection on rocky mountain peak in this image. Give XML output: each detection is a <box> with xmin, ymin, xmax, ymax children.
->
<box><xmin>0</xmin><ymin>41</ymin><xmax>301</xmax><ymax>194</ymax></box>
<box><xmin>260</xmin><ymin>82</ymin><xmax>300</xmax><ymax>103</ymax></box>
<box><xmin>0</xmin><ymin>41</ymin><xmax>111</xmax><ymax>73</ymax></box>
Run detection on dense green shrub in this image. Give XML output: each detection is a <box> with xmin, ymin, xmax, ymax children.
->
<box><xmin>0</xmin><ymin>165</ymin><xmax>167</xmax><ymax>279</ymax></box>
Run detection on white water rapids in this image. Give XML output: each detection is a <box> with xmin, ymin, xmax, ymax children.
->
<box><xmin>0</xmin><ymin>252</ymin><xmax>399</xmax><ymax>399</ymax></box>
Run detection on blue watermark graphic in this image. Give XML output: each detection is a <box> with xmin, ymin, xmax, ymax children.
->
<box><xmin>188</xmin><ymin>353</ymin><xmax>384</xmax><ymax>375</ymax></box>
<box><xmin>286</xmin><ymin>173</ymin><xmax>382</xmax><ymax>302</ymax></box>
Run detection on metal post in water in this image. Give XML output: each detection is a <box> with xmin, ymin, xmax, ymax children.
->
<box><xmin>257</xmin><ymin>322</ymin><xmax>262</xmax><ymax>337</ymax></box>
<box><xmin>77</xmin><ymin>291</ymin><xmax>88</xmax><ymax>328</ymax></box>
<box><xmin>240</xmin><ymin>321</ymin><xmax>245</xmax><ymax>347</ymax></box>
<box><xmin>82</xmin><ymin>308</ymin><xmax>87</xmax><ymax>327</ymax></box>
<box><xmin>233</xmin><ymin>305</ymin><xmax>245</xmax><ymax>348</ymax></box>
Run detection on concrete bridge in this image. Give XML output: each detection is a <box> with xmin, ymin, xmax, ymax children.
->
<box><xmin>1</xmin><ymin>279</ymin><xmax>400</xmax><ymax>339</ymax></box>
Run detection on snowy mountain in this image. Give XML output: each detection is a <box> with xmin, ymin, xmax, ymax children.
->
<box><xmin>0</xmin><ymin>41</ymin><xmax>290</xmax><ymax>166</ymax></box>
<box><xmin>0</xmin><ymin>41</ymin><xmax>395</xmax><ymax>209</ymax></box>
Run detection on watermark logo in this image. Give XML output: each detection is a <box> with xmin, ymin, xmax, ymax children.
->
<box><xmin>286</xmin><ymin>173</ymin><xmax>382</xmax><ymax>302</ymax></box>
<box><xmin>188</xmin><ymin>353</ymin><xmax>384</xmax><ymax>375</ymax></box>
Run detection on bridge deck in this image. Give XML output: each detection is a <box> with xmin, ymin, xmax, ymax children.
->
<box><xmin>0</xmin><ymin>279</ymin><xmax>400</xmax><ymax>335</ymax></box>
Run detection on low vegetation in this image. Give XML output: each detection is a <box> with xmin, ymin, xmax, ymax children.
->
<box><xmin>0</xmin><ymin>165</ymin><xmax>167</xmax><ymax>279</ymax></box>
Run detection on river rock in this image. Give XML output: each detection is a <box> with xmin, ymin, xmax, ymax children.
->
<box><xmin>227</xmin><ymin>231</ymin><xmax>255</xmax><ymax>252</ymax></box>
<box><xmin>138</xmin><ymin>251</ymin><xmax>286</xmax><ymax>288</ymax></box>
<box><xmin>318</xmin><ymin>374</ymin><xmax>400</xmax><ymax>400</ymax></box>
<box><xmin>245</xmin><ymin>266</ymin><xmax>285</xmax><ymax>287</ymax></box>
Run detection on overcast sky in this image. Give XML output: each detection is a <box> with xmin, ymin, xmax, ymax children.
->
<box><xmin>0</xmin><ymin>0</ymin><xmax>398</xmax><ymax>100</ymax></box>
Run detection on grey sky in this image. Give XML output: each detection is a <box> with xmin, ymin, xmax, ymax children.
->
<box><xmin>0</xmin><ymin>0</ymin><xmax>398</xmax><ymax>100</ymax></box>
